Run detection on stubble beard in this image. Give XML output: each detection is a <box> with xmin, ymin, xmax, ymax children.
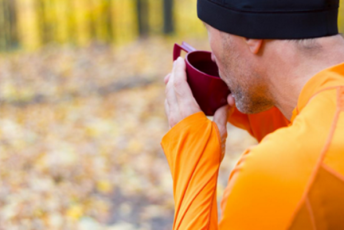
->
<box><xmin>233</xmin><ymin>86</ymin><xmax>270</xmax><ymax>114</ymax></box>
<box><xmin>223</xmin><ymin>58</ymin><xmax>271</xmax><ymax>115</ymax></box>
<box><xmin>221</xmin><ymin>35</ymin><xmax>272</xmax><ymax>114</ymax></box>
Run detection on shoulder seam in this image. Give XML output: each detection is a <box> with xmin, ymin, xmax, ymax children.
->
<box><xmin>294</xmin><ymin>86</ymin><xmax>339</xmax><ymax>118</ymax></box>
<box><xmin>306</xmin><ymin>86</ymin><xmax>339</xmax><ymax>107</ymax></box>
<box><xmin>338</xmin><ymin>86</ymin><xmax>344</xmax><ymax>111</ymax></box>
<box><xmin>306</xmin><ymin>196</ymin><xmax>317</xmax><ymax>230</ymax></box>
<box><xmin>287</xmin><ymin>87</ymin><xmax>341</xmax><ymax>229</ymax></box>
<box><xmin>322</xmin><ymin>163</ymin><xmax>344</xmax><ymax>183</ymax></box>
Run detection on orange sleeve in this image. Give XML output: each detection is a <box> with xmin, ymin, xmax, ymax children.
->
<box><xmin>161</xmin><ymin>112</ymin><xmax>222</xmax><ymax>230</ymax></box>
<box><xmin>228</xmin><ymin>106</ymin><xmax>290</xmax><ymax>142</ymax></box>
<box><xmin>161</xmin><ymin>108</ymin><xmax>289</xmax><ymax>229</ymax></box>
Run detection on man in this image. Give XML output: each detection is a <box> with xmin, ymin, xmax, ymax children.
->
<box><xmin>162</xmin><ymin>0</ymin><xmax>344</xmax><ymax>229</ymax></box>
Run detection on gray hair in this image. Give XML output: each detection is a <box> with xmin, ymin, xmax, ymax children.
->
<box><xmin>291</xmin><ymin>38</ymin><xmax>322</xmax><ymax>52</ymax></box>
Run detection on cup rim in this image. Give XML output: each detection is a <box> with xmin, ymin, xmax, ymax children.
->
<box><xmin>185</xmin><ymin>50</ymin><xmax>221</xmax><ymax>80</ymax></box>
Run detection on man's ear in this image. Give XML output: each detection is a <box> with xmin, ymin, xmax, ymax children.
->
<box><xmin>246</xmin><ymin>39</ymin><xmax>263</xmax><ymax>54</ymax></box>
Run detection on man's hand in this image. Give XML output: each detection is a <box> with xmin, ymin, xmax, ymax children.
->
<box><xmin>214</xmin><ymin>105</ymin><xmax>229</xmax><ymax>160</ymax></box>
<box><xmin>164</xmin><ymin>57</ymin><xmax>229</xmax><ymax>159</ymax></box>
<box><xmin>164</xmin><ymin>57</ymin><xmax>201</xmax><ymax>128</ymax></box>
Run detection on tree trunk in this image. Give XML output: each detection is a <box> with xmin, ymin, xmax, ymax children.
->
<box><xmin>2</xmin><ymin>0</ymin><xmax>9</xmax><ymax>50</ymax></box>
<box><xmin>136</xmin><ymin>0</ymin><xmax>149</xmax><ymax>36</ymax></box>
<box><xmin>37</xmin><ymin>0</ymin><xmax>49</xmax><ymax>44</ymax></box>
<box><xmin>0</xmin><ymin>0</ymin><xmax>4</xmax><ymax>50</ymax></box>
<box><xmin>163</xmin><ymin>0</ymin><xmax>174</xmax><ymax>34</ymax></box>
<box><xmin>105</xmin><ymin>0</ymin><xmax>113</xmax><ymax>42</ymax></box>
<box><xmin>8</xmin><ymin>0</ymin><xmax>18</xmax><ymax>49</ymax></box>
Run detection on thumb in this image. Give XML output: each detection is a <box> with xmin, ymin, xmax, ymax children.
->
<box><xmin>213</xmin><ymin>105</ymin><xmax>229</xmax><ymax>160</ymax></box>
<box><xmin>213</xmin><ymin>105</ymin><xmax>229</xmax><ymax>131</ymax></box>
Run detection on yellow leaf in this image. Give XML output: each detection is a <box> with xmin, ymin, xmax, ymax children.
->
<box><xmin>96</xmin><ymin>180</ymin><xmax>113</xmax><ymax>194</ymax></box>
<box><xmin>66</xmin><ymin>204</ymin><xmax>84</xmax><ymax>220</ymax></box>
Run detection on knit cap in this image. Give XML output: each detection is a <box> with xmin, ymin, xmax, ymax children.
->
<box><xmin>197</xmin><ymin>0</ymin><xmax>340</xmax><ymax>39</ymax></box>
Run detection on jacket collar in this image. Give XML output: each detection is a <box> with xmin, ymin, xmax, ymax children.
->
<box><xmin>291</xmin><ymin>62</ymin><xmax>344</xmax><ymax>122</ymax></box>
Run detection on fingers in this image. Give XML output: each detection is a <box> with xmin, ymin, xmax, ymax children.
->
<box><xmin>165</xmin><ymin>76</ymin><xmax>180</xmax><ymax>126</ymax></box>
<box><xmin>166</xmin><ymin>60</ymin><xmax>185</xmax><ymax>127</ymax></box>
<box><xmin>164</xmin><ymin>73</ymin><xmax>171</xmax><ymax>85</ymax></box>
<box><xmin>164</xmin><ymin>57</ymin><xmax>201</xmax><ymax>128</ymax></box>
<box><xmin>173</xmin><ymin>57</ymin><xmax>191</xmax><ymax>98</ymax></box>
<box><xmin>213</xmin><ymin>105</ymin><xmax>229</xmax><ymax>160</ymax></box>
<box><xmin>227</xmin><ymin>94</ymin><xmax>235</xmax><ymax>107</ymax></box>
<box><xmin>164</xmin><ymin>99</ymin><xmax>169</xmax><ymax>117</ymax></box>
<box><xmin>214</xmin><ymin>105</ymin><xmax>229</xmax><ymax>130</ymax></box>
<box><xmin>164</xmin><ymin>99</ymin><xmax>172</xmax><ymax>128</ymax></box>
<box><xmin>172</xmin><ymin>57</ymin><xmax>200</xmax><ymax>116</ymax></box>
<box><xmin>173</xmin><ymin>57</ymin><xmax>187</xmax><ymax>81</ymax></box>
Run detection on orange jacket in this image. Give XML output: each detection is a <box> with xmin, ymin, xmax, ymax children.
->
<box><xmin>161</xmin><ymin>63</ymin><xmax>344</xmax><ymax>229</ymax></box>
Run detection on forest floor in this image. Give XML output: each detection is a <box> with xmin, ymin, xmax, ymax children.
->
<box><xmin>0</xmin><ymin>37</ymin><xmax>256</xmax><ymax>230</ymax></box>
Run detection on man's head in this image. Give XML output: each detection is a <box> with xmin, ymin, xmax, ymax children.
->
<box><xmin>198</xmin><ymin>0</ymin><xmax>340</xmax><ymax>114</ymax></box>
<box><xmin>204</xmin><ymin>23</ymin><xmax>270</xmax><ymax>114</ymax></box>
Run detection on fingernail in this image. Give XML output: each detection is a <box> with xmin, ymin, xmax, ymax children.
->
<box><xmin>177</xmin><ymin>57</ymin><xmax>183</xmax><ymax>62</ymax></box>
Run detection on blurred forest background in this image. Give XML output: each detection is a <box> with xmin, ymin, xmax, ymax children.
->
<box><xmin>0</xmin><ymin>0</ymin><xmax>343</xmax><ymax>230</ymax></box>
<box><xmin>0</xmin><ymin>0</ymin><xmax>207</xmax><ymax>51</ymax></box>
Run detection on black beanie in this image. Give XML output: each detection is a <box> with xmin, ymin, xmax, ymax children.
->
<box><xmin>197</xmin><ymin>0</ymin><xmax>340</xmax><ymax>39</ymax></box>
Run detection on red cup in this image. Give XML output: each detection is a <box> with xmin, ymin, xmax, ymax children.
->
<box><xmin>173</xmin><ymin>42</ymin><xmax>230</xmax><ymax>116</ymax></box>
